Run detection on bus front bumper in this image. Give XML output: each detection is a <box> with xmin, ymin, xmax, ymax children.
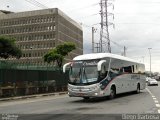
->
<box><xmin>68</xmin><ymin>90</ymin><xmax>106</xmax><ymax>97</ymax></box>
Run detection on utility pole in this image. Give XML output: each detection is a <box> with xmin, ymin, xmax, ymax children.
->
<box><xmin>148</xmin><ymin>48</ymin><xmax>152</xmax><ymax>76</ymax></box>
<box><xmin>99</xmin><ymin>0</ymin><xmax>114</xmax><ymax>53</ymax></box>
<box><xmin>92</xmin><ymin>27</ymin><xmax>97</xmax><ymax>53</ymax></box>
<box><xmin>99</xmin><ymin>0</ymin><xmax>104</xmax><ymax>53</ymax></box>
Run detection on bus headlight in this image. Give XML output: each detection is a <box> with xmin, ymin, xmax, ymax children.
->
<box><xmin>95</xmin><ymin>93</ymin><xmax>98</xmax><ymax>96</ymax></box>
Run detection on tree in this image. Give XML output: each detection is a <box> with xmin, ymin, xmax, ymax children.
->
<box><xmin>56</xmin><ymin>42</ymin><xmax>76</xmax><ymax>56</ymax></box>
<box><xmin>0</xmin><ymin>36</ymin><xmax>22</xmax><ymax>59</ymax></box>
<box><xmin>44</xmin><ymin>42</ymin><xmax>76</xmax><ymax>68</ymax></box>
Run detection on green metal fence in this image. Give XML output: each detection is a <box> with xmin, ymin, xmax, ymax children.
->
<box><xmin>0</xmin><ymin>61</ymin><xmax>60</xmax><ymax>71</ymax></box>
<box><xmin>0</xmin><ymin>61</ymin><xmax>69</xmax><ymax>97</ymax></box>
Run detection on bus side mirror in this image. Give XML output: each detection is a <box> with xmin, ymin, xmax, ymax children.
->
<box><xmin>63</xmin><ymin>62</ymin><xmax>71</xmax><ymax>73</ymax></box>
<box><xmin>97</xmin><ymin>60</ymin><xmax>106</xmax><ymax>71</ymax></box>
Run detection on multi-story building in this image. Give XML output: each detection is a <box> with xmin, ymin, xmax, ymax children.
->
<box><xmin>0</xmin><ymin>8</ymin><xmax>83</xmax><ymax>65</ymax></box>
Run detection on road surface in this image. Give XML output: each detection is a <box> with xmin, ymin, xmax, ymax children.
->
<box><xmin>0</xmin><ymin>83</ymin><xmax>160</xmax><ymax>120</ymax></box>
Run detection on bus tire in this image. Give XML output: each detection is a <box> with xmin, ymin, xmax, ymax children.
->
<box><xmin>109</xmin><ymin>86</ymin><xmax>116</xmax><ymax>99</ymax></box>
<box><xmin>136</xmin><ymin>83</ymin><xmax>140</xmax><ymax>94</ymax></box>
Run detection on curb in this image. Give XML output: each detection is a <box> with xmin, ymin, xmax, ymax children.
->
<box><xmin>0</xmin><ymin>91</ymin><xmax>67</xmax><ymax>102</ymax></box>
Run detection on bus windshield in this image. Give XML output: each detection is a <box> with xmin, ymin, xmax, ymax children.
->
<box><xmin>69</xmin><ymin>61</ymin><xmax>99</xmax><ymax>85</ymax></box>
<box><xmin>69</xmin><ymin>62</ymin><xmax>82</xmax><ymax>84</ymax></box>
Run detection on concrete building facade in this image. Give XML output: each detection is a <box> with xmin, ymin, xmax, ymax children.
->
<box><xmin>0</xmin><ymin>8</ymin><xmax>83</xmax><ymax>65</ymax></box>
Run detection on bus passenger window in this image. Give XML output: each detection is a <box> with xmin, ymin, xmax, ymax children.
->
<box><xmin>124</xmin><ymin>66</ymin><xmax>132</xmax><ymax>73</ymax></box>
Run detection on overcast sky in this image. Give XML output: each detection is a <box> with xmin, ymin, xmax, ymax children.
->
<box><xmin>1</xmin><ymin>0</ymin><xmax>160</xmax><ymax>72</ymax></box>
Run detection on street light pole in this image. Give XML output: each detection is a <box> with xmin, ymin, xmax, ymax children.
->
<box><xmin>92</xmin><ymin>27</ymin><xmax>97</xmax><ymax>53</ymax></box>
<box><xmin>148</xmin><ymin>48</ymin><xmax>152</xmax><ymax>76</ymax></box>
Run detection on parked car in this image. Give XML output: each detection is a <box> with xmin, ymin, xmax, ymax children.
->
<box><xmin>147</xmin><ymin>78</ymin><xmax>158</xmax><ymax>86</ymax></box>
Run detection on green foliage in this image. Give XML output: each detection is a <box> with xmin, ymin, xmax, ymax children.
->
<box><xmin>56</xmin><ymin>42</ymin><xmax>76</xmax><ymax>56</ymax></box>
<box><xmin>44</xmin><ymin>42</ymin><xmax>76</xmax><ymax>68</ymax></box>
<box><xmin>0</xmin><ymin>36</ymin><xmax>22</xmax><ymax>59</ymax></box>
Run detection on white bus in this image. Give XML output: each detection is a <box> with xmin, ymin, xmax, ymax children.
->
<box><xmin>63</xmin><ymin>53</ymin><xmax>146</xmax><ymax>99</ymax></box>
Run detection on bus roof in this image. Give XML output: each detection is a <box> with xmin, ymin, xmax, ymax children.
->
<box><xmin>73</xmin><ymin>53</ymin><xmax>143</xmax><ymax>65</ymax></box>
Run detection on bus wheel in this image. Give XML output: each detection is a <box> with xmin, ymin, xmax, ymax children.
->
<box><xmin>109</xmin><ymin>86</ymin><xmax>116</xmax><ymax>99</ymax></box>
<box><xmin>136</xmin><ymin>84</ymin><xmax>140</xmax><ymax>94</ymax></box>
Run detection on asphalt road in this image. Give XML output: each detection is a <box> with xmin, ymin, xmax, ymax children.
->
<box><xmin>0</xmin><ymin>82</ymin><xmax>160</xmax><ymax>120</ymax></box>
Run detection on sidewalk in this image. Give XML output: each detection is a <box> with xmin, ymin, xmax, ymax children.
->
<box><xmin>0</xmin><ymin>91</ymin><xmax>67</xmax><ymax>102</ymax></box>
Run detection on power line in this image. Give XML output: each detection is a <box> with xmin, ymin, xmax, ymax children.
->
<box><xmin>24</xmin><ymin>0</ymin><xmax>48</xmax><ymax>9</ymax></box>
<box><xmin>67</xmin><ymin>2</ymin><xmax>99</xmax><ymax>12</ymax></box>
<box><xmin>80</xmin><ymin>23</ymin><xmax>92</xmax><ymax>28</ymax></box>
<box><xmin>110</xmin><ymin>40</ymin><xmax>123</xmax><ymax>48</ymax></box>
<box><xmin>81</xmin><ymin>22</ymin><xmax>127</xmax><ymax>54</ymax></box>
<box><xmin>81</xmin><ymin>22</ymin><xmax>124</xmax><ymax>53</ymax></box>
<box><xmin>75</xmin><ymin>13</ymin><xmax>99</xmax><ymax>20</ymax></box>
<box><xmin>30</xmin><ymin>0</ymin><xmax>48</xmax><ymax>8</ymax></box>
